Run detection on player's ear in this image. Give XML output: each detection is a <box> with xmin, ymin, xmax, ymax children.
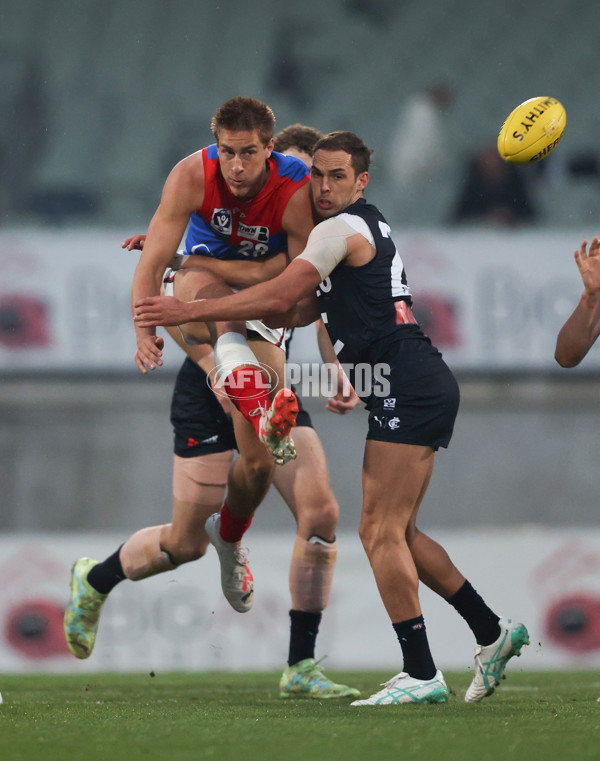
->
<box><xmin>357</xmin><ymin>171</ymin><xmax>369</xmax><ymax>192</ymax></box>
<box><xmin>265</xmin><ymin>137</ymin><xmax>274</xmax><ymax>157</ymax></box>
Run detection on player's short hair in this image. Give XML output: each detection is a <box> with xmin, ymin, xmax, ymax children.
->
<box><xmin>274</xmin><ymin>124</ymin><xmax>323</xmax><ymax>156</ymax></box>
<box><xmin>313</xmin><ymin>131</ymin><xmax>373</xmax><ymax>175</ymax></box>
<box><xmin>211</xmin><ymin>96</ymin><xmax>275</xmax><ymax>146</ymax></box>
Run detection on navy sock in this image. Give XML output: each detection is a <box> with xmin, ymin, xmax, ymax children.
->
<box><xmin>288</xmin><ymin>610</ymin><xmax>322</xmax><ymax>666</ymax></box>
<box><xmin>87</xmin><ymin>547</ymin><xmax>126</xmax><ymax>594</ymax></box>
<box><xmin>392</xmin><ymin>615</ymin><xmax>436</xmax><ymax>680</ymax></box>
<box><xmin>447</xmin><ymin>580</ymin><xmax>500</xmax><ymax>646</ymax></box>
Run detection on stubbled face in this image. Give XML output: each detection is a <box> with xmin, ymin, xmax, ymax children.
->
<box><xmin>310</xmin><ymin>149</ymin><xmax>368</xmax><ymax>218</ymax></box>
<box><xmin>217</xmin><ymin>128</ymin><xmax>274</xmax><ymax>199</ymax></box>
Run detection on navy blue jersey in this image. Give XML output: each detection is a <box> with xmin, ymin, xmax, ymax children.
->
<box><xmin>316</xmin><ymin>198</ymin><xmax>434</xmax><ymax>367</ymax></box>
<box><xmin>314</xmin><ymin>197</ymin><xmax>459</xmax><ymax>447</ymax></box>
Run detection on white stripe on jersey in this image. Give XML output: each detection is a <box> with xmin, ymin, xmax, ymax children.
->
<box><xmin>341</xmin><ymin>212</ymin><xmax>410</xmax><ymax>299</ymax></box>
<box><xmin>391</xmin><ymin>249</ymin><xmax>411</xmax><ymax>298</ymax></box>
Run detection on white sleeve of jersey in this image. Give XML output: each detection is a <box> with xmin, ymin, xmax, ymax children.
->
<box><xmin>295</xmin><ymin>216</ymin><xmax>366</xmax><ymax>280</ymax></box>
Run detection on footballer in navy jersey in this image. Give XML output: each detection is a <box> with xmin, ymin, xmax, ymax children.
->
<box><xmin>135</xmin><ymin>129</ymin><xmax>529</xmax><ymax>707</ymax></box>
<box><xmin>314</xmin><ymin>196</ymin><xmax>459</xmax><ymax>450</ymax></box>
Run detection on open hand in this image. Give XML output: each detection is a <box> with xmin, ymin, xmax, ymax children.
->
<box><xmin>575</xmin><ymin>237</ymin><xmax>600</xmax><ymax>297</ymax></box>
<box><xmin>135</xmin><ymin>335</ymin><xmax>165</xmax><ymax>373</ymax></box>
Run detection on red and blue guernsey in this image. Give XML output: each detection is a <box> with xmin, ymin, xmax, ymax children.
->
<box><xmin>182</xmin><ymin>145</ymin><xmax>309</xmax><ymax>260</ymax></box>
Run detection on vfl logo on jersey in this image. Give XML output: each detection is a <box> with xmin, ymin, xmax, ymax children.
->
<box><xmin>238</xmin><ymin>222</ymin><xmax>269</xmax><ymax>243</ymax></box>
<box><xmin>211</xmin><ymin>208</ymin><xmax>232</xmax><ymax>235</ymax></box>
<box><xmin>383</xmin><ymin>398</ymin><xmax>396</xmax><ymax>410</ymax></box>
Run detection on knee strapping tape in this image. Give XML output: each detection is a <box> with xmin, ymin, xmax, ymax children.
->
<box><xmin>120</xmin><ymin>525</ymin><xmax>176</xmax><ymax>581</ymax></box>
<box><xmin>289</xmin><ymin>535</ymin><xmax>338</xmax><ymax>612</ymax></box>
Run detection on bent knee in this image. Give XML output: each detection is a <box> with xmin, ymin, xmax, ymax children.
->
<box><xmin>167</xmin><ymin>538</ymin><xmax>210</xmax><ymax>566</ymax></box>
<box><xmin>358</xmin><ymin>516</ymin><xmax>402</xmax><ymax>556</ymax></box>
<box><xmin>298</xmin><ymin>495</ymin><xmax>339</xmax><ymax>538</ymax></box>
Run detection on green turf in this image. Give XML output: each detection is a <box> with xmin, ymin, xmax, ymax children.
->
<box><xmin>0</xmin><ymin>671</ymin><xmax>599</xmax><ymax>761</ymax></box>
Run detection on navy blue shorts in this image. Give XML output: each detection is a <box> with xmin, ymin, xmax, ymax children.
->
<box><xmin>171</xmin><ymin>358</ymin><xmax>313</xmax><ymax>458</ymax></box>
<box><xmin>364</xmin><ymin>338</ymin><xmax>460</xmax><ymax>451</ymax></box>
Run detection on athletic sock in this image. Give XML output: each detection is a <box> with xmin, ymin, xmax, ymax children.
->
<box><xmin>223</xmin><ymin>367</ymin><xmax>271</xmax><ymax>436</ymax></box>
<box><xmin>219</xmin><ymin>502</ymin><xmax>253</xmax><ymax>543</ymax></box>
<box><xmin>87</xmin><ymin>548</ymin><xmax>126</xmax><ymax>594</ymax></box>
<box><xmin>288</xmin><ymin>610</ymin><xmax>322</xmax><ymax>666</ymax></box>
<box><xmin>446</xmin><ymin>579</ymin><xmax>501</xmax><ymax>646</ymax></box>
<box><xmin>392</xmin><ymin>615</ymin><xmax>437</xmax><ymax>680</ymax></box>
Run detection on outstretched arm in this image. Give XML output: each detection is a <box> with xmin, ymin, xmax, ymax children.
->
<box><xmin>134</xmin><ymin>258</ymin><xmax>323</xmax><ymax>328</ymax></box>
<box><xmin>133</xmin><ymin>218</ymin><xmax>368</xmax><ymax>330</ymax></box>
<box><xmin>555</xmin><ymin>237</ymin><xmax>600</xmax><ymax>367</ymax></box>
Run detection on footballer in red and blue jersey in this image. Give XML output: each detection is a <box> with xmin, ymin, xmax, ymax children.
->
<box><xmin>182</xmin><ymin>145</ymin><xmax>309</xmax><ymax>261</ymax></box>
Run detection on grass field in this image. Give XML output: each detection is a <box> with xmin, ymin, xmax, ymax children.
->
<box><xmin>1</xmin><ymin>670</ymin><xmax>599</xmax><ymax>761</ymax></box>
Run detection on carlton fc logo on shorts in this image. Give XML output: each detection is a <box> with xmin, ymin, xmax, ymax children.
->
<box><xmin>211</xmin><ymin>208</ymin><xmax>232</xmax><ymax>235</ymax></box>
<box><xmin>372</xmin><ymin>414</ymin><xmax>401</xmax><ymax>430</ymax></box>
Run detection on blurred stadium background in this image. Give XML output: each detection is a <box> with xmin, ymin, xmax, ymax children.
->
<box><xmin>1</xmin><ymin>0</ymin><xmax>600</xmax><ymax>674</ymax></box>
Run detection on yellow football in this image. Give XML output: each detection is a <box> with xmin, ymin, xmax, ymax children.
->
<box><xmin>497</xmin><ymin>96</ymin><xmax>566</xmax><ymax>164</ymax></box>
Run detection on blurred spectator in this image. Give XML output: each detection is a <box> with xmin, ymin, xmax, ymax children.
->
<box><xmin>29</xmin><ymin>69</ymin><xmax>124</xmax><ymax>224</ymax></box>
<box><xmin>267</xmin><ymin>21</ymin><xmax>313</xmax><ymax>110</ymax></box>
<box><xmin>0</xmin><ymin>47</ymin><xmax>47</xmax><ymax>221</ymax></box>
<box><xmin>344</xmin><ymin>0</ymin><xmax>400</xmax><ymax>26</ymax></box>
<box><xmin>390</xmin><ymin>81</ymin><xmax>454</xmax><ymax>191</ymax></box>
<box><xmin>450</xmin><ymin>144</ymin><xmax>536</xmax><ymax>227</ymax></box>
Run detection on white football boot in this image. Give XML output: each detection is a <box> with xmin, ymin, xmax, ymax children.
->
<box><xmin>351</xmin><ymin>670</ymin><xmax>448</xmax><ymax>706</ymax></box>
<box><xmin>205</xmin><ymin>513</ymin><xmax>254</xmax><ymax>613</ymax></box>
<box><xmin>465</xmin><ymin>617</ymin><xmax>529</xmax><ymax>702</ymax></box>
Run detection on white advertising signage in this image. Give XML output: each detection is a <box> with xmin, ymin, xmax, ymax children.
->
<box><xmin>0</xmin><ymin>228</ymin><xmax>595</xmax><ymax>371</ymax></box>
<box><xmin>1</xmin><ymin>529</ymin><xmax>599</xmax><ymax>673</ymax></box>
<box><xmin>396</xmin><ymin>229</ymin><xmax>596</xmax><ymax>370</ymax></box>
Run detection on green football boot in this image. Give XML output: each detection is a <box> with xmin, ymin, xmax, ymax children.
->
<box><xmin>63</xmin><ymin>557</ymin><xmax>107</xmax><ymax>659</ymax></box>
<box><xmin>279</xmin><ymin>658</ymin><xmax>360</xmax><ymax>699</ymax></box>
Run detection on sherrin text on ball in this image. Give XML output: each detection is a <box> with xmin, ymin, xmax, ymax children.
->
<box><xmin>497</xmin><ymin>96</ymin><xmax>566</xmax><ymax>164</ymax></box>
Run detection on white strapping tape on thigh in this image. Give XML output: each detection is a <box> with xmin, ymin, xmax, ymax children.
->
<box><xmin>173</xmin><ymin>452</ymin><xmax>233</xmax><ymax>504</ymax></box>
